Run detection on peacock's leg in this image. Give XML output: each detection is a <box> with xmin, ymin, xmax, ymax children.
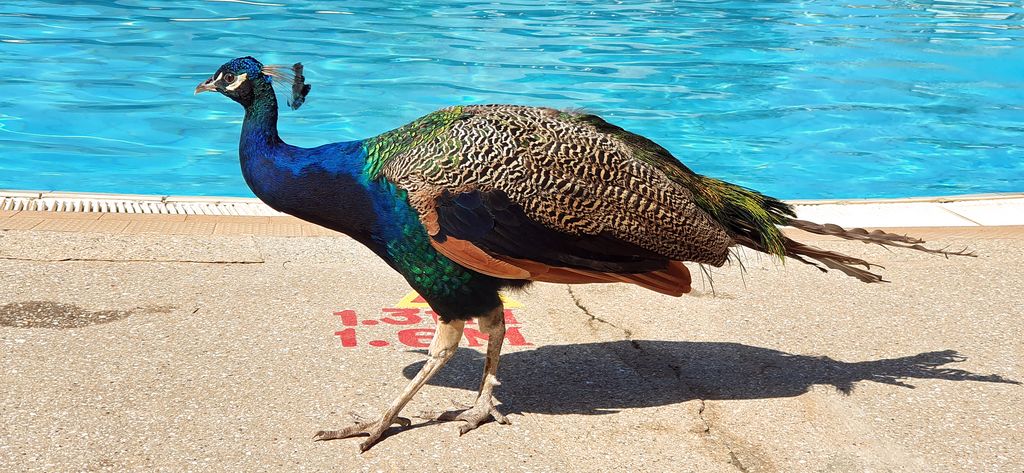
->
<box><xmin>436</xmin><ymin>305</ymin><xmax>510</xmax><ymax>434</ymax></box>
<box><xmin>313</xmin><ymin>319</ymin><xmax>466</xmax><ymax>451</ymax></box>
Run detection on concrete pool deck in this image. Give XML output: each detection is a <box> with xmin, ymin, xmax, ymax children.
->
<box><xmin>1</xmin><ymin>191</ymin><xmax>1022</xmax><ymax>472</ymax></box>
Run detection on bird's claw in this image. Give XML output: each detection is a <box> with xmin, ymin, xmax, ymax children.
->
<box><xmin>312</xmin><ymin>416</ymin><xmax>411</xmax><ymax>451</ymax></box>
<box><xmin>435</xmin><ymin>397</ymin><xmax>510</xmax><ymax>435</ymax></box>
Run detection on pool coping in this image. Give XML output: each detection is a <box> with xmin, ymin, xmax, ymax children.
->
<box><xmin>2</xmin><ymin>189</ymin><xmax>1023</xmax><ymax>237</ymax></box>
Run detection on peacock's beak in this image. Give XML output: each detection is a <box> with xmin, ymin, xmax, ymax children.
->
<box><xmin>194</xmin><ymin>77</ymin><xmax>217</xmax><ymax>95</ymax></box>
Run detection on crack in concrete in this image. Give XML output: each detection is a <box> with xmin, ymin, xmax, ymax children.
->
<box><xmin>698</xmin><ymin>399</ymin><xmax>751</xmax><ymax>473</ymax></box>
<box><xmin>728</xmin><ymin>452</ymin><xmax>750</xmax><ymax>473</ymax></box>
<box><xmin>697</xmin><ymin>399</ymin><xmax>712</xmax><ymax>434</ymax></box>
<box><xmin>565</xmin><ymin>285</ymin><xmax>634</xmax><ymax>339</ymax></box>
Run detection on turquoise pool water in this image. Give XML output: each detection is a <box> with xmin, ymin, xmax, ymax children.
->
<box><xmin>0</xmin><ymin>1</ymin><xmax>1021</xmax><ymax>199</ymax></box>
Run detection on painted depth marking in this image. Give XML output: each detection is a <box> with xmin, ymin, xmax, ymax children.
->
<box><xmin>332</xmin><ymin>291</ymin><xmax>531</xmax><ymax>349</ymax></box>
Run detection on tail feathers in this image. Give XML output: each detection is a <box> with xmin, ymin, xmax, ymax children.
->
<box><xmin>788</xmin><ymin>219</ymin><xmax>975</xmax><ymax>256</ymax></box>
<box><xmin>782</xmin><ymin>237</ymin><xmax>886</xmax><ymax>282</ymax></box>
<box><xmin>781</xmin><ymin>219</ymin><xmax>976</xmax><ymax>283</ymax></box>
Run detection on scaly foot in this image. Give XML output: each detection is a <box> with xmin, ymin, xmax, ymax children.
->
<box><xmin>435</xmin><ymin>397</ymin><xmax>510</xmax><ymax>435</ymax></box>
<box><xmin>312</xmin><ymin>416</ymin><xmax>411</xmax><ymax>452</ymax></box>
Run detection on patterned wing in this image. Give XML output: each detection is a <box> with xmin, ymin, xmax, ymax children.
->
<box><xmin>362</xmin><ymin>105</ymin><xmax>733</xmax><ymax>295</ymax></box>
<box><xmin>368</xmin><ymin>105</ymin><xmax>732</xmax><ymax>267</ymax></box>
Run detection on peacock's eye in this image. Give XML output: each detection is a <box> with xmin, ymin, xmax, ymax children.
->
<box><xmin>223</xmin><ymin>73</ymin><xmax>236</xmax><ymax>84</ymax></box>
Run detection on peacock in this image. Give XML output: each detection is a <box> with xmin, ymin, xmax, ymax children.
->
<box><xmin>195</xmin><ymin>57</ymin><xmax>970</xmax><ymax>451</ymax></box>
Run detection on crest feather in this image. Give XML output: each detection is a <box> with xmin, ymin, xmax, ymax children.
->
<box><xmin>264</xmin><ymin>62</ymin><xmax>311</xmax><ymax>110</ymax></box>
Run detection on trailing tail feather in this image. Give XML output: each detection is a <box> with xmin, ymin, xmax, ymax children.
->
<box><xmin>781</xmin><ymin>219</ymin><xmax>975</xmax><ymax>282</ymax></box>
<box><xmin>687</xmin><ymin>177</ymin><xmax>975</xmax><ymax>283</ymax></box>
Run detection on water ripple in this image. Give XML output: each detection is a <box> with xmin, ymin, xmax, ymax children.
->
<box><xmin>169</xmin><ymin>16</ymin><xmax>251</xmax><ymax>22</ymax></box>
<box><xmin>0</xmin><ymin>0</ymin><xmax>1021</xmax><ymax>198</ymax></box>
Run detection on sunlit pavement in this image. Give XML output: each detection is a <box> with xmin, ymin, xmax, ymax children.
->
<box><xmin>1</xmin><ymin>211</ymin><xmax>1022</xmax><ymax>472</ymax></box>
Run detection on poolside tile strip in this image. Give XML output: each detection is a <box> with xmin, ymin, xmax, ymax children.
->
<box><xmin>0</xmin><ymin>211</ymin><xmax>340</xmax><ymax>237</ymax></box>
<box><xmin>0</xmin><ymin>210</ymin><xmax>1020</xmax><ymax>240</ymax></box>
<box><xmin>1</xmin><ymin>190</ymin><xmax>1023</xmax><ymax>238</ymax></box>
<box><xmin>0</xmin><ymin>216</ymin><xmax>45</xmax><ymax>231</ymax></box>
<box><xmin>122</xmin><ymin>220</ymin><xmax>217</xmax><ymax>236</ymax></box>
<box><xmin>32</xmin><ymin>218</ymin><xmax>131</xmax><ymax>233</ymax></box>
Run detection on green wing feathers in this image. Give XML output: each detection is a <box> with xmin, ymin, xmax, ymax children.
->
<box><xmin>686</xmin><ymin>177</ymin><xmax>792</xmax><ymax>257</ymax></box>
<box><xmin>363</xmin><ymin>106</ymin><xmax>471</xmax><ymax>178</ymax></box>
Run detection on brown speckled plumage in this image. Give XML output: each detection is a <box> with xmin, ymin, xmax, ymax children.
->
<box><xmin>380</xmin><ymin>104</ymin><xmax>734</xmax><ymax>266</ymax></box>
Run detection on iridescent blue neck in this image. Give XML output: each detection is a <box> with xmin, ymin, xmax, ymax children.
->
<box><xmin>241</xmin><ymin>90</ymin><xmax>281</xmax><ymax>150</ymax></box>
<box><xmin>238</xmin><ymin>91</ymin><xmax>288</xmax><ymax>201</ymax></box>
<box><xmin>236</xmin><ymin>90</ymin><xmax>386</xmax><ymax>247</ymax></box>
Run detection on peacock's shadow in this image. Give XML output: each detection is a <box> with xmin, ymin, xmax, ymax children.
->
<box><xmin>403</xmin><ymin>341</ymin><xmax>1019</xmax><ymax>415</ymax></box>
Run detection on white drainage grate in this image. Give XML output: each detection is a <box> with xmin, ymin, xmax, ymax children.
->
<box><xmin>0</xmin><ymin>191</ymin><xmax>284</xmax><ymax>216</ymax></box>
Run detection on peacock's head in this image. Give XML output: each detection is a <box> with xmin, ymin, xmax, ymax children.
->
<box><xmin>195</xmin><ymin>56</ymin><xmax>310</xmax><ymax>110</ymax></box>
<box><xmin>194</xmin><ymin>56</ymin><xmax>267</xmax><ymax>107</ymax></box>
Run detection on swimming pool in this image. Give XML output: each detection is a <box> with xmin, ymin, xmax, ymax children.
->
<box><xmin>0</xmin><ymin>1</ymin><xmax>1021</xmax><ymax>199</ymax></box>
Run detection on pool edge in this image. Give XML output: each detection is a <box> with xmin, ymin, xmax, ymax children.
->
<box><xmin>3</xmin><ymin>189</ymin><xmax>1023</xmax><ymax>230</ymax></box>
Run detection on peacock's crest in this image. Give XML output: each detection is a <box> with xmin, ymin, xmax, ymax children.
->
<box><xmin>264</xmin><ymin>62</ymin><xmax>311</xmax><ymax>110</ymax></box>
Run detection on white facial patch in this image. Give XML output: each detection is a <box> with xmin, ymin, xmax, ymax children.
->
<box><xmin>224</xmin><ymin>73</ymin><xmax>248</xmax><ymax>91</ymax></box>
